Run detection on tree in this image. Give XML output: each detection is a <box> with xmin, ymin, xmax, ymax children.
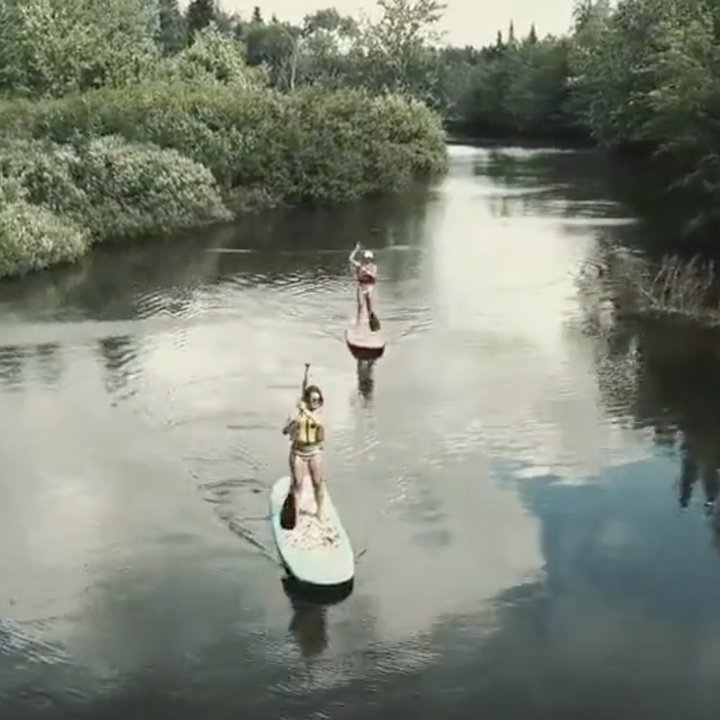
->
<box><xmin>290</xmin><ymin>9</ymin><xmax>360</xmax><ymax>89</ymax></box>
<box><xmin>240</xmin><ymin>17</ymin><xmax>298</xmax><ymax>80</ymax></box>
<box><xmin>0</xmin><ymin>0</ymin><xmax>159</xmax><ymax>96</ymax></box>
<box><xmin>157</xmin><ymin>22</ymin><xmax>265</xmax><ymax>86</ymax></box>
<box><xmin>186</xmin><ymin>0</ymin><xmax>217</xmax><ymax>38</ymax></box>
<box><xmin>156</xmin><ymin>0</ymin><xmax>187</xmax><ymax>54</ymax></box>
<box><xmin>359</xmin><ymin>0</ymin><xmax>448</xmax><ymax>95</ymax></box>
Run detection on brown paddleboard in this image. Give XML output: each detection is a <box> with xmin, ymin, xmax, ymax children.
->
<box><xmin>345</xmin><ymin>325</ymin><xmax>386</xmax><ymax>360</ymax></box>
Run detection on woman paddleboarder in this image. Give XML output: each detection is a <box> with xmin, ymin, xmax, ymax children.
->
<box><xmin>282</xmin><ymin>363</ymin><xmax>327</xmax><ymax>524</ymax></box>
<box><xmin>349</xmin><ymin>242</ymin><xmax>380</xmax><ymax>330</ymax></box>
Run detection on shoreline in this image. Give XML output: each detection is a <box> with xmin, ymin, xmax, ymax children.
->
<box><xmin>0</xmin><ymin>83</ymin><xmax>449</xmax><ymax>281</ymax></box>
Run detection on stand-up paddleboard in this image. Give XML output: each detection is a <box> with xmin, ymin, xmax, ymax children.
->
<box><xmin>270</xmin><ymin>476</ymin><xmax>354</xmax><ymax>587</ymax></box>
<box><xmin>345</xmin><ymin>325</ymin><xmax>386</xmax><ymax>360</ymax></box>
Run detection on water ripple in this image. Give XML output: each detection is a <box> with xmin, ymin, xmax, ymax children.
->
<box><xmin>0</xmin><ymin>620</ymin><xmax>72</xmax><ymax>666</ymax></box>
<box><xmin>0</xmin><ymin>144</ymin><xmax>715</xmax><ymax>719</ymax></box>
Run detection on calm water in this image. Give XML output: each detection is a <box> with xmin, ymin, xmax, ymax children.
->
<box><xmin>2</xmin><ymin>145</ymin><xmax>720</xmax><ymax>719</ymax></box>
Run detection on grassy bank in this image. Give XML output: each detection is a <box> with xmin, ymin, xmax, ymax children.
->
<box><xmin>576</xmin><ymin>254</ymin><xmax>720</xmax><ymax>331</ymax></box>
<box><xmin>630</xmin><ymin>257</ymin><xmax>720</xmax><ymax>328</ymax></box>
<box><xmin>0</xmin><ymin>82</ymin><xmax>447</xmax><ymax>278</ymax></box>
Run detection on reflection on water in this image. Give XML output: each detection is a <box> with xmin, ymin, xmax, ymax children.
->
<box><xmin>0</xmin><ymin>344</ymin><xmax>26</xmax><ymax>390</ymax></box>
<box><xmin>280</xmin><ymin>578</ymin><xmax>349</xmax><ymax>659</ymax></box>
<box><xmin>679</xmin><ymin>438</ymin><xmax>719</xmax><ymax>512</ymax></box>
<box><xmin>1</xmin><ymin>145</ymin><xmax>719</xmax><ymax>719</ymax></box>
<box><xmin>96</xmin><ymin>335</ymin><xmax>140</xmax><ymax>400</ymax></box>
<box><xmin>356</xmin><ymin>359</ymin><xmax>375</xmax><ymax>403</ymax></box>
<box><xmin>288</xmin><ymin>600</ymin><xmax>328</xmax><ymax>658</ymax></box>
<box><xmin>34</xmin><ymin>342</ymin><xmax>63</xmax><ymax>389</ymax></box>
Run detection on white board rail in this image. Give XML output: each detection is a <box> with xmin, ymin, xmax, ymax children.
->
<box><xmin>269</xmin><ymin>476</ymin><xmax>355</xmax><ymax>587</ymax></box>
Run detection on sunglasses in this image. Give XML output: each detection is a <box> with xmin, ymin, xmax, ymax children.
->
<box><xmin>307</xmin><ymin>395</ymin><xmax>322</xmax><ymax>406</ymax></box>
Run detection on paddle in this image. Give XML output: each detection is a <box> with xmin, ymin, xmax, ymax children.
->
<box><xmin>280</xmin><ymin>457</ymin><xmax>297</xmax><ymax>529</ymax></box>
<box><xmin>368</xmin><ymin>308</ymin><xmax>381</xmax><ymax>332</ymax></box>
<box><xmin>280</xmin><ymin>364</ymin><xmax>310</xmax><ymax>530</ymax></box>
<box><xmin>280</xmin><ymin>480</ymin><xmax>297</xmax><ymax>530</ymax></box>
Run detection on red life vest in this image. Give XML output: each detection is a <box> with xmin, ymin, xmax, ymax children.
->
<box><xmin>357</xmin><ymin>264</ymin><xmax>377</xmax><ymax>284</ymax></box>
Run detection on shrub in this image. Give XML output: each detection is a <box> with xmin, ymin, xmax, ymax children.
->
<box><xmin>0</xmin><ymin>139</ymin><xmax>89</xmax><ymax>217</ymax></box>
<box><xmin>151</xmin><ymin>23</ymin><xmax>268</xmax><ymax>88</ymax></box>
<box><xmin>70</xmin><ymin>136</ymin><xmax>231</xmax><ymax>239</ymax></box>
<box><xmin>0</xmin><ymin>201</ymin><xmax>90</xmax><ymax>277</ymax></box>
<box><xmin>0</xmin><ymin>0</ymin><xmax>159</xmax><ymax>97</ymax></box>
<box><xmin>0</xmin><ymin>136</ymin><xmax>230</xmax><ymax>241</ymax></box>
<box><xmin>0</xmin><ymin>172</ymin><xmax>27</xmax><ymax>206</ymax></box>
<box><xmin>0</xmin><ymin>71</ymin><xmax>448</xmax><ymax>278</ymax></box>
<box><xmin>0</xmin><ymin>82</ymin><xmax>448</xmax><ymax>203</ymax></box>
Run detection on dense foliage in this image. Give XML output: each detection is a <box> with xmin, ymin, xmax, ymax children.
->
<box><xmin>2</xmin><ymin>0</ymin><xmax>719</xmax><ymax>277</ymax></box>
<box><xmin>0</xmin><ymin>0</ymin><xmax>448</xmax><ymax>277</ymax></box>
<box><xmin>214</xmin><ymin>0</ymin><xmax>720</xmax><ymax>236</ymax></box>
<box><xmin>0</xmin><ymin>84</ymin><xmax>445</xmax><ymax>205</ymax></box>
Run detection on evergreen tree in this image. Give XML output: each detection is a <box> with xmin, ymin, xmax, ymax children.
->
<box><xmin>156</xmin><ymin>0</ymin><xmax>186</xmax><ymax>54</ymax></box>
<box><xmin>186</xmin><ymin>0</ymin><xmax>216</xmax><ymax>38</ymax></box>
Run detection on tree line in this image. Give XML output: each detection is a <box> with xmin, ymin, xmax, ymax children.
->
<box><xmin>168</xmin><ymin>0</ymin><xmax>720</xmax><ymax>237</ymax></box>
<box><xmin>0</xmin><ymin>0</ymin><xmax>449</xmax><ymax>278</ymax></box>
<box><xmin>0</xmin><ymin>0</ymin><xmax>717</xmax><ymax>280</ymax></box>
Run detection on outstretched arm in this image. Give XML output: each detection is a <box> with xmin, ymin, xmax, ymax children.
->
<box><xmin>284</xmin><ymin>364</ymin><xmax>310</xmax><ymax>434</ymax></box>
<box><xmin>301</xmin><ymin>363</ymin><xmax>310</xmax><ymax>397</ymax></box>
<box><xmin>349</xmin><ymin>242</ymin><xmax>361</xmax><ymax>269</ymax></box>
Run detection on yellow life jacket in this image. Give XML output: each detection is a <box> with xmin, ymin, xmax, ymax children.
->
<box><xmin>293</xmin><ymin>410</ymin><xmax>322</xmax><ymax>444</ymax></box>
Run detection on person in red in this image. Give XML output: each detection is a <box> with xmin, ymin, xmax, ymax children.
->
<box><xmin>349</xmin><ymin>242</ymin><xmax>380</xmax><ymax>330</ymax></box>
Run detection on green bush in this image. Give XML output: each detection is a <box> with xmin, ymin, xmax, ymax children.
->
<box><xmin>0</xmin><ymin>0</ymin><xmax>159</xmax><ymax>98</ymax></box>
<box><xmin>0</xmin><ymin>82</ymin><xmax>448</xmax><ymax>203</ymax></box>
<box><xmin>0</xmin><ymin>65</ymin><xmax>448</xmax><ymax>278</ymax></box>
<box><xmin>0</xmin><ymin>200</ymin><xmax>90</xmax><ymax>277</ymax></box>
<box><xmin>0</xmin><ymin>136</ymin><xmax>230</xmax><ymax>240</ymax></box>
<box><xmin>0</xmin><ymin>171</ymin><xmax>27</xmax><ymax>205</ymax></box>
<box><xmin>70</xmin><ymin>136</ymin><xmax>231</xmax><ymax>238</ymax></box>
<box><xmin>151</xmin><ymin>24</ymin><xmax>268</xmax><ymax>88</ymax></box>
<box><xmin>0</xmin><ymin>139</ymin><xmax>89</xmax><ymax>217</ymax></box>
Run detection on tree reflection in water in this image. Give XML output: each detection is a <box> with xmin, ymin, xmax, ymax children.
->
<box><xmin>579</xmin><ymin>250</ymin><xmax>720</xmax><ymax>549</ymax></box>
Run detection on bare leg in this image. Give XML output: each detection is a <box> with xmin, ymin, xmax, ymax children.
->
<box><xmin>308</xmin><ymin>452</ymin><xmax>325</xmax><ymax>520</ymax></box>
<box><xmin>289</xmin><ymin>450</ymin><xmax>306</xmax><ymax>517</ymax></box>
<box><xmin>364</xmin><ymin>288</ymin><xmax>374</xmax><ymax>318</ymax></box>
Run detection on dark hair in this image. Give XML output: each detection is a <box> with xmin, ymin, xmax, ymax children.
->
<box><xmin>303</xmin><ymin>384</ymin><xmax>324</xmax><ymax>406</ymax></box>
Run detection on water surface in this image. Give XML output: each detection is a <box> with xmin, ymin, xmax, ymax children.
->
<box><xmin>1</xmin><ymin>145</ymin><xmax>719</xmax><ymax>719</ymax></box>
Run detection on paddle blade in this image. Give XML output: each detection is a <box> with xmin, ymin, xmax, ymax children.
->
<box><xmin>280</xmin><ymin>489</ymin><xmax>296</xmax><ymax>530</ymax></box>
<box><xmin>369</xmin><ymin>312</ymin><xmax>381</xmax><ymax>332</ymax></box>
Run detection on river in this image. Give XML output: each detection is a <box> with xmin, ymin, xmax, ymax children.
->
<box><xmin>2</xmin><ymin>144</ymin><xmax>719</xmax><ymax>719</ymax></box>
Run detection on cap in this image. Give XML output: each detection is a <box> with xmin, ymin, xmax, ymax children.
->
<box><xmin>362</xmin><ymin>249</ymin><xmax>374</xmax><ymax>260</ymax></box>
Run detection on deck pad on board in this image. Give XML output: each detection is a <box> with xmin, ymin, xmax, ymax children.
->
<box><xmin>345</xmin><ymin>326</ymin><xmax>386</xmax><ymax>349</ymax></box>
<box><xmin>270</xmin><ymin>476</ymin><xmax>354</xmax><ymax>586</ymax></box>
